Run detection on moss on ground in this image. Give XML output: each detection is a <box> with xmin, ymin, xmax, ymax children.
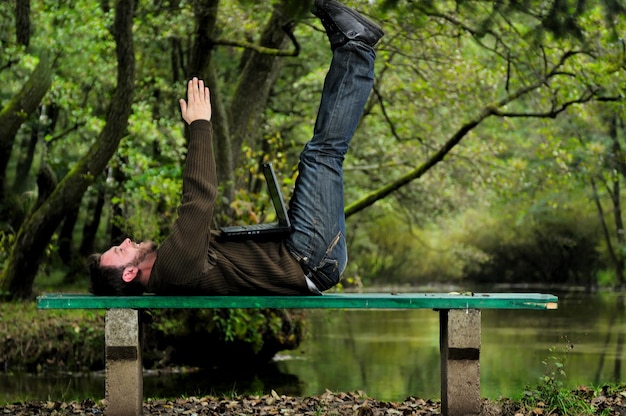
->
<box><xmin>0</xmin><ymin>301</ymin><xmax>305</xmax><ymax>373</ymax></box>
<box><xmin>0</xmin><ymin>302</ymin><xmax>105</xmax><ymax>372</ymax></box>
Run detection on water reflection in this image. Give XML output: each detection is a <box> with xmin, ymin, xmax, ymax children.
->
<box><xmin>1</xmin><ymin>291</ymin><xmax>624</xmax><ymax>403</ymax></box>
<box><xmin>0</xmin><ymin>366</ymin><xmax>302</xmax><ymax>404</ymax></box>
<box><xmin>275</xmin><ymin>291</ymin><xmax>625</xmax><ymax>401</ymax></box>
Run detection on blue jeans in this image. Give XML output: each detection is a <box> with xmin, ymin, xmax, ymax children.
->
<box><xmin>285</xmin><ymin>41</ymin><xmax>376</xmax><ymax>292</ymax></box>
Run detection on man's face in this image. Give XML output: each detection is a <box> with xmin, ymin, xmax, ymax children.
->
<box><xmin>100</xmin><ymin>238</ymin><xmax>155</xmax><ymax>268</ymax></box>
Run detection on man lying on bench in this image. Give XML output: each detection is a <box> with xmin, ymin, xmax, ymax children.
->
<box><xmin>88</xmin><ymin>0</ymin><xmax>384</xmax><ymax>297</ymax></box>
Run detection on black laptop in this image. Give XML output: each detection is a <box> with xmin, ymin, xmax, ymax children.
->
<box><xmin>220</xmin><ymin>163</ymin><xmax>292</xmax><ymax>238</ymax></box>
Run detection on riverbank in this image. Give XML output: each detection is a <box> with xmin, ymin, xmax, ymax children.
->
<box><xmin>3</xmin><ymin>292</ymin><xmax>625</xmax><ymax>412</ymax></box>
<box><xmin>2</xmin><ymin>387</ymin><xmax>626</xmax><ymax>415</ymax></box>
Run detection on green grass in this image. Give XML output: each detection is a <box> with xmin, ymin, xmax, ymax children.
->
<box><xmin>515</xmin><ymin>344</ymin><xmax>625</xmax><ymax>415</ymax></box>
<box><xmin>0</xmin><ymin>302</ymin><xmax>105</xmax><ymax>375</ymax></box>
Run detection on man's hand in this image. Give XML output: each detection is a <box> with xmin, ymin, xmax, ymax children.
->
<box><xmin>179</xmin><ymin>77</ymin><xmax>212</xmax><ymax>124</ymax></box>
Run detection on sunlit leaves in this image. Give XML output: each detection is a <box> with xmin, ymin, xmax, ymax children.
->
<box><xmin>2</xmin><ymin>0</ymin><xmax>625</xmax><ymax>287</ymax></box>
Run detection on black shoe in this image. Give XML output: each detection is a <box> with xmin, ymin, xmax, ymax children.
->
<box><xmin>312</xmin><ymin>0</ymin><xmax>384</xmax><ymax>50</ymax></box>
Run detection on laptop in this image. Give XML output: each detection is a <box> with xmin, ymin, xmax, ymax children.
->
<box><xmin>220</xmin><ymin>163</ymin><xmax>293</xmax><ymax>239</ymax></box>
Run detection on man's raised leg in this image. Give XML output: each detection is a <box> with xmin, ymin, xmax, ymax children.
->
<box><xmin>286</xmin><ymin>1</ymin><xmax>383</xmax><ymax>291</ymax></box>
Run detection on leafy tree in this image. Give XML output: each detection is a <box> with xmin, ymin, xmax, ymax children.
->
<box><xmin>1</xmin><ymin>0</ymin><xmax>136</xmax><ymax>298</ymax></box>
<box><xmin>345</xmin><ymin>0</ymin><xmax>624</xmax><ymax>217</ymax></box>
<box><xmin>1</xmin><ymin>0</ymin><xmax>625</xmax><ymax>299</ymax></box>
<box><xmin>340</xmin><ymin>1</ymin><xmax>625</xmax><ymax>287</ymax></box>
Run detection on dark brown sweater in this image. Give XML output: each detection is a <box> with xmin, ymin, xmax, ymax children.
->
<box><xmin>146</xmin><ymin>120</ymin><xmax>311</xmax><ymax>295</ymax></box>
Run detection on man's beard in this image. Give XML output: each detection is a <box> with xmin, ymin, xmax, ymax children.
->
<box><xmin>131</xmin><ymin>241</ymin><xmax>158</xmax><ymax>266</ymax></box>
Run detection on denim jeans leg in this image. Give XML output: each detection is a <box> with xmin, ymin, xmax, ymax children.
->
<box><xmin>286</xmin><ymin>41</ymin><xmax>376</xmax><ymax>291</ymax></box>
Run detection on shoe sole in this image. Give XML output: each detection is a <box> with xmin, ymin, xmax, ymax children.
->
<box><xmin>313</xmin><ymin>0</ymin><xmax>384</xmax><ymax>47</ymax></box>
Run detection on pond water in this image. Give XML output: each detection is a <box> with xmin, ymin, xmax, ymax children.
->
<box><xmin>1</xmin><ymin>291</ymin><xmax>624</xmax><ymax>403</ymax></box>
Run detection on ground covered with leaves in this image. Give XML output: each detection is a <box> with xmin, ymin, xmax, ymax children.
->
<box><xmin>2</xmin><ymin>388</ymin><xmax>626</xmax><ymax>415</ymax></box>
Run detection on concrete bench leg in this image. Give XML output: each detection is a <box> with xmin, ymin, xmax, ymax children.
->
<box><xmin>105</xmin><ymin>309</ymin><xmax>143</xmax><ymax>416</ymax></box>
<box><xmin>439</xmin><ymin>309</ymin><xmax>481</xmax><ymax>416</ymax></box>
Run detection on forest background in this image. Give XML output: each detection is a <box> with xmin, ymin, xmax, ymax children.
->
<box><xmin>1</xmin><ymin>0</ymin><xmax>626</xmax><ymax>366</ymax></box>
<box><xmin>2</xmin><ymin>0</ymin><xmax>626</xmax><ymax>297</ymax></box>
<box><xmin>0</xmin><ymin>0</ymin><xmax>626</xmax><ymax>299</ymax></box>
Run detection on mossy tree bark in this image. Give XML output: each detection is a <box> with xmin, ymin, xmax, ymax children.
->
<box><xmin>1</xmin><ymin>0</ymin><xmax>136</xmax><ymax>299</ymax></box>
<box><xmin>0</xmin><ymin>51</ymin><xmax>55</xmax><ymax>207</ymax></box>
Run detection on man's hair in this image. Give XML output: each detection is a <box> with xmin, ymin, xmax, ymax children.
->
<box><xmin>87</xmin><ymin>253</ymin><xmax>146</xmax><ymax>296</ymax></box>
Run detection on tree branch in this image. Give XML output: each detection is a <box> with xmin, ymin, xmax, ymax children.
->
<box><xmin>213</xmin><ymin>23</ymin><xmax>300</xmax><ymax>57</ymax></box>
<box><xmin>345</xmin><ymin>49</ymin><xmax>601</xmax><ymax>218</ymax></box>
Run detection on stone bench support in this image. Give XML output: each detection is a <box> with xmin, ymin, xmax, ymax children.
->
<box><xmin>105</xmin><ymin>309</ymin><xmax>143</xmax><ymax>416</ymax></box>
<box><xmin>440</xmin><ymin>309</ymin><xmax>481</xmax><ymax>416</ymax></box>
<box><xmin>37</xmin><ymin>292</ymin><xmax>558</xmax><ymax>416</ymax></box>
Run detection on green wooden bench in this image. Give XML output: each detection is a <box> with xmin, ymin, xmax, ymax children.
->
<box><xmin>37</xmin><ymin>292</ymin><xmax>558</xmax><ymax>416</ymax></box>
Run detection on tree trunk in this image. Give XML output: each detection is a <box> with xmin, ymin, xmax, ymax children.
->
<box><xmin>1</xmin><ymin>0</ymin><xmax>136</xmax><ymax>300</ymax></box>
<box><xmin>11</xmin><ymin>122</ymin><xmax>39</xmax><ymax>194</ymax></box>
<box><xmin>227</xmin><ymin>0</ymin><xmax>305</xmax><ymax>176</ymax></box>
<box><xmin>590</xmin><ymin>178</ymin><xmax>621</xmax><ymax>286</ymax></box>
<box><xmin>183</xmin><ymin>0</ymin><xmax>306</xmax><ymax>218</ymax></box>
<box><xmin>13</xmin><ymin>103</ymin><xmax>60</xmax><ymax>194</ymax></box>
<box><xmin>15</xmin><ymin>0</ymin><xmax>31</xmax><ymax>46</ymax></box>
<box><xmin>80</xmin><ymin>181</ymin><xmax>106</xmax><ymax>256</ymax></box>
<box><xmin>59</xmin><ymin>206</ymin><xmax>80</xmax><ymax>266</ymax></box>
<box><xmin>0</xmin><ymin>51</ymin><xmax>55</xmax><ymax>205</ymax></box>
<box><xmin>609</xmin><ymin>115</ymin><xmax>626</xmax><ymax>289</ymax></box>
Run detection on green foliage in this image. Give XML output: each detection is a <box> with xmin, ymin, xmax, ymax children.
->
<box><xmin>346</xmin><ymin>187</ymin><xmax>605</xmax><ymax>287</ymax></box>
<box><xmin>457</xmin><ymin>194</ymin><xmax>602</xmax><ymax>285</ymax></box>
<box><xmin>0</xmin><ymin>302</ymin><xmax>105</xmax><ymax>372</ymax></box>
<box><xmin>2</xmin><ymin>0</ymin><xmax>626</xmax><ymax>295</ymax></box>
<box><xmin>227</xmin><ymin>137</ymin><xmax>293</xmax><ymax>226</ymax></box>
<box><xmin>346</xmin><ymin>212</ymin><xmax>466</xmax><ymax>286</ymax></box>
<box><xmin>0</xmin><ymin>229</ymin><xmax>15</xmax><ymax>272</ymax></box>
<box><xmin>521</xmin><ymin>345</ymin><xmax>596</xmax><ymax>415</ymax></box>
<box><xmin>595</xmin><ymin>269</ymin><xmax>615</xmax><ymax>287</ymax></box>
<box><xmin>0</xmin><ymin>302</ymin><xmax>305</xmax><ymax>373</ymax></box>
<box><xmin>145</xmin><ymin>308</ymin><xmax>305</xmax><ymax>368</ymax></box>
<box><xmin>212</xmin><ymin>309</ymin><xmax>282</xmax><ymax>352</ymax></box>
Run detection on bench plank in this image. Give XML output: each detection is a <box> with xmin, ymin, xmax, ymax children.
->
<box><xmin>36</xmin><ymin>292</ymin><xmax>558</xmax><ymax>416</ymax></box>
<box><xmin>37</xmin><ymin>292</ymin><xmax>558</xmax><ymax>310</ymax></box>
